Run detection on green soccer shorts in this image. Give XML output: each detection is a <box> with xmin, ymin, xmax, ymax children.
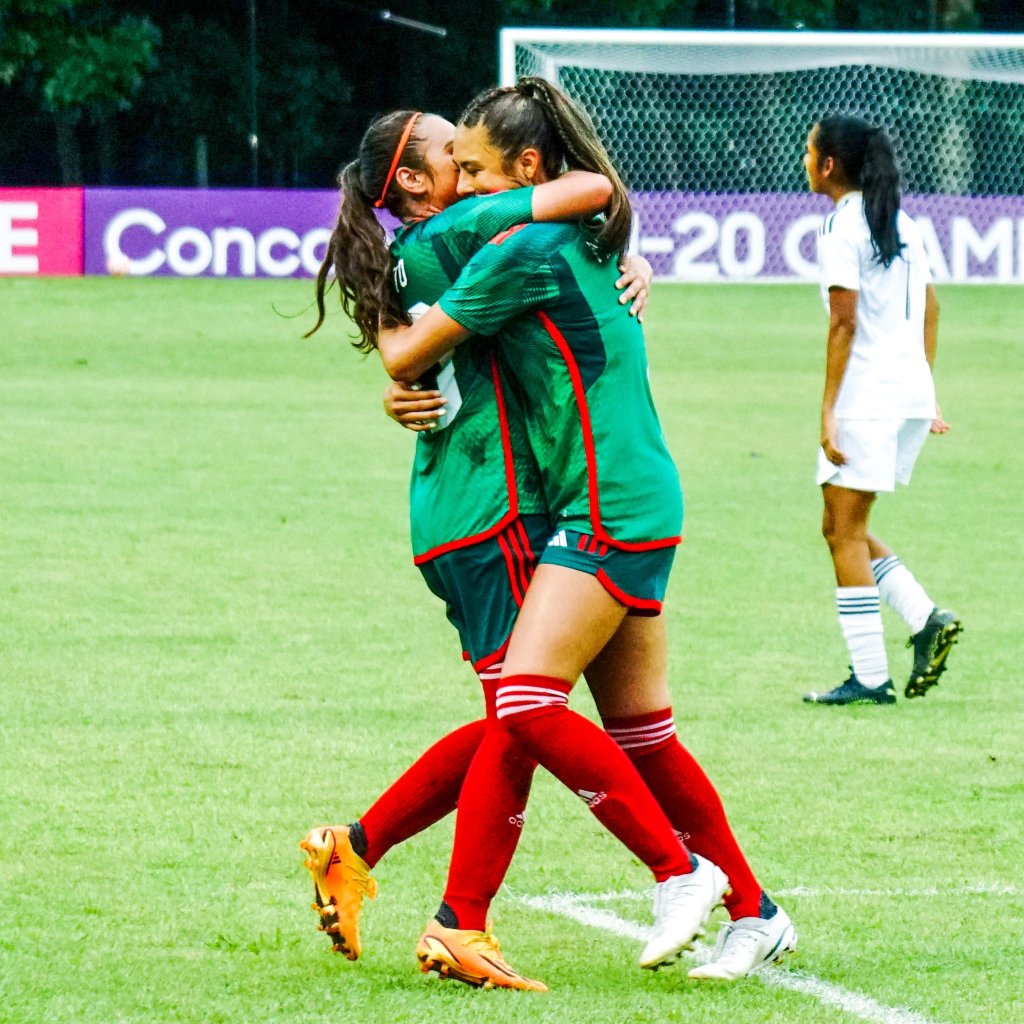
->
<box><xmin>539</xmin><ymin>529</ymin><xmax>676</xmax><ymax>615</ymax></box>
<box><xmin>417</xmin><ymin>514</ymin><xmax>552</xmax><ymax>672</ymax></box>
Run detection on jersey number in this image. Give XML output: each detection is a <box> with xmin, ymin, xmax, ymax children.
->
<box><xmin>407</xmin><ymin>301</ymin><xmax>463</xmax><ymax>430</ymax></box>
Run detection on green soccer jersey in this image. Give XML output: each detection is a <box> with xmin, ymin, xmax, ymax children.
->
<box><xmin>437</xmin><ymin>222</ymin><xmax>683</xmax><ymax>549</ymax></box>
<box><xmin>388</xmin><ymin>189</ymin><xmax>547</xmax><ymax>561</ymax></box>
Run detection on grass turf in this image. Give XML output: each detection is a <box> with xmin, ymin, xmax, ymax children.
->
<box><xmin>1</xmin><ymin>276</ymin><xmax>1021</xmax><ymax>1024</ymax></box>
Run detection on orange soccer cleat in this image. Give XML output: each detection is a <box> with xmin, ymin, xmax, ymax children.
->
<box><xmin>299</xmin><ymin>825</ymin><xmax>377</xmax><ymax>960</ymax></box>
<box><xmin>415</xmin><ymin>919</ymin><xmax>548</xmax><ymax>992</ymax></box>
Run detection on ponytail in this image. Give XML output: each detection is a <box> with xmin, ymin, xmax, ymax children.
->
<box><xmin>860</xmin><ymin>128</ymin><xmax>902</xmax><ymax>267</ymax></box>
<box><xmin>459</xmin><ymin>77</ymin><xmax>632</xmax><ymax>257</ymax></box>
<box><xmin>307</xmin><ymin>110</ymin><xmax>426</xmax><ymax>349</ymax></box>
<box><xmin>815</xmin><ymin>115</ymin><xmax>904</xmax><ymax>267</ymax></box>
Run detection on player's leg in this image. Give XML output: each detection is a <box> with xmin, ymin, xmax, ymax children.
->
<box><xmin>416</xmin><ymin>679</ymin><xmax>545</xmax><ymax>991</ymax></box>
<box><xmin>865</xmin><ymin>419</ymin><xmax>962</xmax><ymax>697</ymax></box>
<box><xmin>807</xmin><ymin>419</ymin><xmax>896</xmax><ymax>705</ymax></box>
<box><xmin>496</xmin><ymin>542</ymin><xmax>720</xmax><ymax>969</ymax></box>
<box><xmin>587</xmin><ymin>613</ymin><xmax>796</xmax><ymax>978</ymax></box>
<box><xmin>805</xmin><ymin>482</ymin><xmax>895</xmax><ymax>705</ymax></box>
<box><xmin>300</xmin><ymin>718</ymin><xmax>485</xmax><ymax>959</ymax></box>
<box><xmin>415</xmin><ymin>517</ymin><xmax>547</xmax><ymax>991</ymax></box>
<box><xmin>300</xmin><ymin>529</ymin><xmax>528</xmax><ymax>962</ymax></box>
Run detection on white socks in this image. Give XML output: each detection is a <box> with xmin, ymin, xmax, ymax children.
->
<box><xmin>871</xmin><ymin>555</ymin><xmax>934</xmax><ymax>636</ymax></box>
<box><xmin>836</xmin><ymin>587</ymin><xmax>889</xmax><ymax>688</ymax></box>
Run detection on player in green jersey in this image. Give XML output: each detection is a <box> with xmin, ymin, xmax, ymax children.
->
<box><xmin>378</xmin><ymin>79</ymin><xmax>796</xmax><ymax>986</ymax></box>
<box><xmin>299</xmin><ymin>107</ymin><xmax>658</xmax><ymax>989</ymax></box>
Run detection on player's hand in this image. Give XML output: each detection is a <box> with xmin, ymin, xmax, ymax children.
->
<box><xmin>615</xmin><ymin>255</ymin><xmax>653</xmax><ymax>322</ymax></box>
<box><xmin>821</xmin><ymin>408</ymin><xmax>847</xmax><ymax>465</ymax></box>
<box><xmin>930</xmin><ymin>403</ymin><xmax>951</xmax><ymax>434</ymax></box>
<box><xmin>384</xmin><ymin>381</ymin><xmax>446</xmax><ymax>432</ymax></box>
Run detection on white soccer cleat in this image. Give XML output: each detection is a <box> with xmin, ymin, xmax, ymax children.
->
<box><xmin>639</xmin><ymin>855</ymin><xmax>730</xmax><ymax>969</ymax></box>
<box><xmin>688</xmin><ymin>906</ymin><xmax>797</xmax><ymax>981</ymax></box>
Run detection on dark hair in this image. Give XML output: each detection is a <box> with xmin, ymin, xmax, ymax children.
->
<box><xmin>307</xmin><ymin>110</ymin><xmax>429</xmax><ymax>350</ymax></box>
<box><xmin>458</xmin><ymin>76</ymin><xmax>631</xmax><ymax>258</ymax></box>
<box><xmin>814</xmin><ymin>115</ymin><xmax>904</xmax><ymax>267</ymax></box>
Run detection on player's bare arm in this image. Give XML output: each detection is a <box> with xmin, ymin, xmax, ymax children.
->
<box><xmin>531</xmin><ymin>169</ymin><xmax>612</xmax><ymax>221</ymax></box>
<box><xmin>923</xmin><ymin>284</ymin><xmax>949</xmax><ymax>433</ymax></box>
<box><xmin>377</xmin><ymin>305</ymin><xmax>471</xmax><ymax>382</ymax></box>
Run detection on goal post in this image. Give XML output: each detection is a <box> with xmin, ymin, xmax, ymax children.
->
<box><xmin>499</xmin><ymin>29</ymin><xmax>1024</xmax><ymax>283</ymax></box>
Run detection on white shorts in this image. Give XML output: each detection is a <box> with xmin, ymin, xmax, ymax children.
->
<box><xmin>816</xmin><ymin>418</ymin><xmax>931</xmax><ymax>493</ymax></box>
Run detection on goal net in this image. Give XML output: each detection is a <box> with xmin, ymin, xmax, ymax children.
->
<box><xmin>500</xmin><ymin>30</ymin><xmax>1024</xmax><ymax>282</ymax></box>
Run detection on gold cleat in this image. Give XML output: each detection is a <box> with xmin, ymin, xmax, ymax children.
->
<box><xmin>299</xmin><ymin>825</ymin><xmax>377</xmax><ymax>960</ymax></box>
<box><xmin>415</xmin><ymin>920</ymin><xmax>547</xmax><ymax>992</ymax></box>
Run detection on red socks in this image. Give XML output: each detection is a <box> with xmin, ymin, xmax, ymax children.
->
<box><xmin>357</xmin><ymin>718</ymin><xmax>485</xmax><ymax>868</ymax></box>
<box><xmin>604</xmin><ymin>708</ymin><xmax>765</xmax><ymax>919</ymax></box>
<box><xmin>496</xmin><ymin>675</ymin><xmax>691</xmax><ymax>882</ymax></box>
<box><xmin>441</xmin><ymin>721</ymin><xmax>537</xmax><ymax>931</ymax></box>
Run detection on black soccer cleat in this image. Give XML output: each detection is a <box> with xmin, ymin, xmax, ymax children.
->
<box><xmin>803</xmin><ymin>673</ymin><xmax>896</xmax><ymax>706</ymax></box>
<box><xmin>905</xmin><ymin>608</ymin><xmax>963</xmax><ymax>699</ymax></box>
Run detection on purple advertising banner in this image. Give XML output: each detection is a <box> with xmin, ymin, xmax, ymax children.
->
<box><xmin>84</xmin><ymin>188</ymin><xmax>339</xmax><ymax>278</ymax></box>
<box><xmin>82</xmin><ymin>187</ymin><xmax>1024</xmax><ymax>283</ymax></box>
<box><xmin>630</xmin><ymin>191</ymin><xmax>1024</xmax><ymax>283</ymax></box>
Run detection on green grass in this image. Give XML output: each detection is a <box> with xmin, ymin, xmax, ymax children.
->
<box><xmin>1</xmin><ymin>277</ymin><xmax>1021</xmax><ymax>1024</ymax></box>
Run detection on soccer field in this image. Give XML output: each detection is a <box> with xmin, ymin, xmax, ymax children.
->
<box><xmin>1</xmin><ymin>277</ymin><xmax>1021</xmax><ymax>1024</ymax></box>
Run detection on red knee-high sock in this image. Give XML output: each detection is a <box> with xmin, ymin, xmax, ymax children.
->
<box><xmin>441</xmin><ymin>719</ymin><xmax>537</xmax><ymax>931</ymax></box>
<box><xmin>604</xmin><ymin>708</ymin><xmax>765</xmax><ymax>919</ymax></box>
<box><xmin>497</xmin><ymin>675</ymin><xmax>691</xmax><ymax>881</ymax></box>
<box><xmin>358</xmin><ymin>719</ymin><xmax>485</xmax><ymax>868</ymax></box>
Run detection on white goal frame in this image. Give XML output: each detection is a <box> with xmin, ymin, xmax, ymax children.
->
<box><xmin>499</xmin><ymin>29</ymin><xmax>1024</xmax><ymax>284</ymax></box>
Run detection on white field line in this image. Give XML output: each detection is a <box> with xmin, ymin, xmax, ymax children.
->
<box><xmin>532</xmin><ymin>882</ymin><xmax>1018</xmax><ymax>904</ymax></box>
<box><xmin>518</xmin><ymin>891</ymin><xmax>947</xmax><ymax>1024</ymax></box>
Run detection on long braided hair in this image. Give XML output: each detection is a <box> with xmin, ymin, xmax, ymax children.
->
<box><xmin>815</xmin><ymin>115</ymin><xmax>904</xmax><ymax>267</ymax></box>
<box><xmin>307</xmin><ymin>110</ymin><xmax>430</xmax><ymax>351</ymax></box>
<box><xmin>458</xmin><ymin>77</ymin><xmax>631</xmax><ymax>258</ymax></box>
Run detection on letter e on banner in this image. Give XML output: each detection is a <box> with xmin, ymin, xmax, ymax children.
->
<box><xmin>0</xmin><ymin>189</ymin><xmax>84</xmax><ymax>276</ymax></box>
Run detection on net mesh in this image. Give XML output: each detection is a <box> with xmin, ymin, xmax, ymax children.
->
<box><xmin>510</xmin><ymin>35</ymin><xmax>1024</xmax><ymax>196</ymax></box>
<box><xmin>506</xmin><ymin>33</ymin><xmax>1024</xmax><ymax>281</ymax></box>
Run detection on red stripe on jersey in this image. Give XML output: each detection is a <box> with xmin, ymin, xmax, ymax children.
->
<box><xmin>504</xmin><ymin>524</ymin><xmax>532</xmax><ymax>599</ymax></box>
<box><xmin>596</xmin><ymin>568</ymin><xmax>663</xmax><ymax>614</ymax></box>
<box><xmin>490</xmin><ymin>349</ymin><xmax>519</xmax><ymax>514</ymax></box>
<box><xmin>413</xmin><ymin>352</ymin><xmax>519</xmax><ymax>566</ymax></box>
<box><xmin>413</xmin><ymin>508</ymin><xmax>519</xmax><ymax>565</ymax></box>
<box><xmin>496</xmin><ymin>532</ymin><xmax>525</xmax><ymax>607</ymax></box>
<box><xmin>489</xmin><ymin>223</ymin><xmax>528</xmax><ymax>246</ymax></box>
<box><xmin>513</xmin><ymin>518</ymin><xmax>536</xmax><ymax>564</ymax></box>
<box><xmin>534</xmin><ymin>311</ymin><xmax>681</xmax><ymax>553</ymax></box>
<box><xmin>513</xmin><ymin>519</ymin><xmax>538</xmax><ymax>589</ymax></box>
<box><xmin>576</xmin><ymin>534</ymin><xmax>588</xmax><ymax>551</ymax></box>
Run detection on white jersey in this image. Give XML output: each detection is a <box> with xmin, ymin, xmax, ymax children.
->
<box><xmin>817</xmin><ymin>192</ymin><xmax>936</xmax><ymax>419</ymax></box>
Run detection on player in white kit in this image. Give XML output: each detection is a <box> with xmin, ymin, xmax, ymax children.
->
<box><xmin>801</xmin><ymin>115</ymin><xmax>962</xmax><ymax>706</ymax></box>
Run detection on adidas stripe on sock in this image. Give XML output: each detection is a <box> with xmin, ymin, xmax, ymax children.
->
<box><xmin>837</xmin><ymin>586</ymin><xmax>889</xmax><ymax>688</ymax></box>
<box><xmin>871</xmin><ymin>555</ymin><xmax>934</xmax><ymax>636</ymax></box>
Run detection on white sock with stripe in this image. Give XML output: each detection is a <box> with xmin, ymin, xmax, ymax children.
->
<box><xmin>871</xmin><ymin>555</ymin><xmax>934</xmax><ymax>636</ymax></box>
<box><xmin>836</xmin><ymin>586</ymin><xmax>889</xmax><ymax>688</ymax></box>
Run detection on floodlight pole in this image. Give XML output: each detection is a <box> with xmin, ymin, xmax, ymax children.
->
<box><xmin>248</xmin><ymin>0</ymin><xmax>259</xmax><ymax>188</ymax></box>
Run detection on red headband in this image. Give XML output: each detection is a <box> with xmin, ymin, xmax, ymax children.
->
<box><xmin>374</xmin><ymin>112</ymin><xmax>422</xmax><ymax>209</ymax></box>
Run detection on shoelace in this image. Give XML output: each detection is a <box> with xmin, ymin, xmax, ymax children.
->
<box><xmin>652</xmin><ymin>870</ymin><xmax>706</xmax><ymax>927</ymax></box>
<box><xmin>716</xmin><ymin>920</ymin><xmax>769</xmax><ymax>961</ymax></box>
<box><xmin>465</xmin><ymin>932</ymin><xmax>510</xmax><ymax>962</ymax></box>
<box><xmin>332</xmin><ymin>853</ymin><xmax>375</xmax><ymax>897</ymax></box>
